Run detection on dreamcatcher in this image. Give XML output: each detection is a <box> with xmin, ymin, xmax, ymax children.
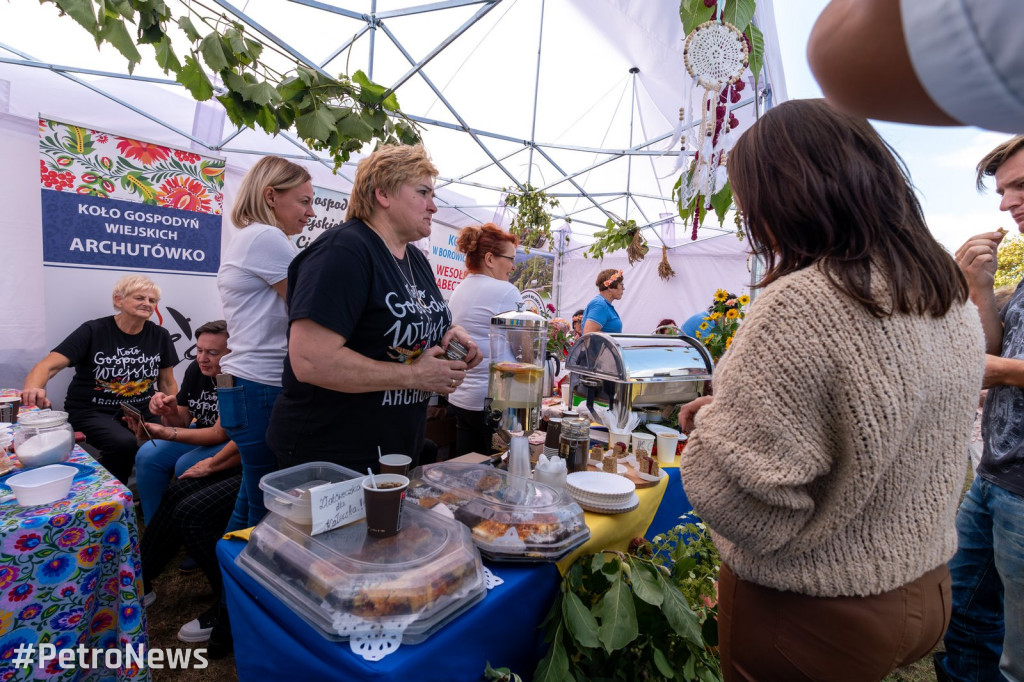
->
<box><xmin>679</xmin><ymin>2</ymin><xmax>749</xmax><ymax>239</ymax></box>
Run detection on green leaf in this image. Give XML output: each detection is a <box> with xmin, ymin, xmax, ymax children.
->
<box><xmin>296</xmin><ymin>107</ymin><xmax>337</xmax><ymax>143</ymax></box>
<box><xmin>153</xmin><ymin>36</ymin><xmax>180</xmax><ymax>73</ymax></box>
<box><xmin>680</xmin><ymin>0</ymin><xmax>715</xmax><ymax>35</ymax></box>
<box><xmin>223</xmin><ymin>26</ymin><xmax>247</xmax><ymax>55</ymax></box>
<box><xmin>276</xmin><ymin>76</ymin><xmax>307</xmax><ymax>103</ymax></box>
<box><xmin>98</xmin><ymin>18</ymin><xmax>142</xmax><ymax>69</ymax></box>
<box><xmin>180</xmin><ymin>55</ymin><xmax>214</xmax><ymax>101</ymax></box>
<box><xmin>352</xmin><ymin>69</ymin><xmax>398</xmax><ymax>110</ymax></box>
<box><xmin>562</xmin><ymin>591</ymin><xmax>600</xmax><ymax>649</ymax></box>
<box><xmin>653</xmin><ymin>646</ymin><xmax>675</xmax><ymax>679</ymax></box>
<box><xmin>659</xmin><ymin>579</ymin><xmax>703</xmax><ymax>646</ymax></box>
<box><xmin>745</xmin><ymin>23</ymin><xmax>764</xmax><ymax>83</ymax></box>
<box><xmin>276</xmin><ymin>104</ymin><xmax>296</xmax><ymax>130</ymax></box>
<box><xmin>107</xmin><ymin>0</ymin><xmax>134</xmax><ymax>21</ymax></box>
<box><xmin>595</xmin><ymin>578</ymin><xmax>638</xmax><ymax>654</ymax></box>
<box><xmin>533</xmin><ymin>624</ymin><xmax>570</xmax><ymax>682</ymax></box>
<box><xmin>337</xmin><ymin>110</ymin><xmax>376</xmax><ymax>143</ymax></box>
<box><xmin>255</xmin><ymin>105</ymin><xmax>279</xmax><ymax>135</ymax></box>
<box><xmin>247</xmin><ymin>81</ymin><xmax>282</xmax><ymax>106</ymax></box>
<box><xmin>723</xmin><ymin>0</ymin><xmax>756</xmax><ymax>31</ymax></box>
<box><xmin>54</xmin><ymin>0</ymin><xmax>98</xmax><ymax>34</ymax></box>
<box><xmin>177</xmin><ymin>16</ymin><xmax>202</xmax><ymax>43</ymax></box>
<box><xmin>709</xmin><ymin>183</ymin><xmax>733</xmax><ymax>226</ymax></box>
<box><xmin>628</xmin><ymin>560</ymin><xmax>665</xmax><ymax>606</ymax></box>
<box><xmin>199</xmin><ymin>32</ymin><xmax>232</xmax><ymax>72</ymax></box>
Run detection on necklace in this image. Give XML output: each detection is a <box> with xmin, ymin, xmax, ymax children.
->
<box><xmin>367</xmin><ymin>222</ymin><xmax>429</xmax><ymax>313</ymax></box>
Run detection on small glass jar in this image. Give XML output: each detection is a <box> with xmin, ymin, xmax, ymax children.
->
<box><xmin>558</xmin><ymin>417</ymin><xmax>590</xmax><ymax>474</ymax></box>
<box><xmin>14</xmin><ymin>411</ymin><xmax>74</xmax><ymax>467</ymax></box>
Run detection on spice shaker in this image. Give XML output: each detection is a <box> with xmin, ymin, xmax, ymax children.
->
<box><xmin>558</xmin><ymin>417</ymin><xmax>590</xmax><ymax>474</ymax></box>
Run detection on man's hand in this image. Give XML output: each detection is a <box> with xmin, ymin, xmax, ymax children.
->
<box><xmin>149</xmin><ymin>392</ymin><xmax>178</xmax><ymax>417</ymax></box>
<box><xmin>955</xmin><ymin>231</ymin><xmax>1004</xmax><ymax>292</ymax></box>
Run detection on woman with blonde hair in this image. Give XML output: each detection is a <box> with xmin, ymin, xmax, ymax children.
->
<box><xmin>447</xmin><ymin>222</ymin><xmax>522</xmax><ymax>455</ymax></box>
<box><xmin>21</xmin><ymin>274</ymin><xmax>178</xmax><ymax>483</ymax></box>
<box><xmin>267</xmin><ymin>144</ymin><xmax>479</xmax><ymax>472</ymax></box>
<box><xmin>217</xmin><ymin>155</ymin><xmax>314</xmax><ymax>530</ymax></box>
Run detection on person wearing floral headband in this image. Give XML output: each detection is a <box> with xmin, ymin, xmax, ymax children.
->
<box><xmin>580</xmin><ymin>268</ymin><xmax>625</xmax><ymax>334</ymax></box>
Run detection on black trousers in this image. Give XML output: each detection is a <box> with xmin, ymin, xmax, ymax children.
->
<box><xmin>449</xmin><ymin>404</ymin><xmax>495</xmax><ymax>457</ymax></box>
<box><xmin>69</xmin><ymin>409</ymin><xmax>151</xmax><ymax>484</ymax></box>
<box><xmin>140</xmin><ymin>468</ymin><xmax>241</xmax><ymax>595</ymax></box>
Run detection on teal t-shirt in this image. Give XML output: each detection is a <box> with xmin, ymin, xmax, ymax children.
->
<box><xmin>582</xmin><ymin>295</ymin><xmax>622</xmax><ymax>333</ymax></box>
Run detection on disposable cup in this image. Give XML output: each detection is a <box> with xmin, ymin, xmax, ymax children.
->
<box><xmin>379</xmin><ymin>454</ymin><xmax>412</xmax><ymax>476</ymax></box>
<box><xmin>362</xmin><ymin>474</ymin><xmax>409</xmax><ymax>538</ymax></box>
<box><xmin>0</xmin><ymin>396</ymin><xmax>21</xmax><ymax>424</ymax></box>
<box><xmin>560</xmin><ymin>383</ymin><xmax>572</xmax><ymax>407</ymax></box>
<box><xmin>607</xmin><ymin>431</ymin><xmax>631</xmax><ymax>455</ymax></box>
<box><xmin>631</xmin><ymin>432</ymin><xmax>655</xmax><ymax>458</ymax></box>
<box><xmin>656</xmin><ymin>431</ymin><xmax>680</xmax><ymax>464</ymax></box>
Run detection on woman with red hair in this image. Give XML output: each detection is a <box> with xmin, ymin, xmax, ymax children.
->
<box><xmin>447</xmin><ymin>223</ymin><xmax>522</xmax><ymax>456</ymax></box>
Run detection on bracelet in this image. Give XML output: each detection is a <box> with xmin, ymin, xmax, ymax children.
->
<box><xmin>170</xmin><ymin>427</ymin><xmax>178</xmax><ymax>442</ymax></box>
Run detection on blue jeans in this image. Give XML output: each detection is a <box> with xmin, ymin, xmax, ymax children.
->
<box><xmin>936</xmin><ymin>476</ymin><xmax>1024</xmax><ymax>682</ymax></box>
<box><xmin>135</xmin><ymin>434</ymin><xmax>224</xmax><ymax>524</ymax></box>
<box><xmin>217</xmin><ymin>377</ymin><xmax>280</xmax><ymax>532</ymax></box>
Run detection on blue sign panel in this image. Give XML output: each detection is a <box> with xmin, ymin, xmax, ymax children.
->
<box><xmin>41</xmin><ymin>191</ymin><xmax>221</xmax><ymax>274</ymax></box>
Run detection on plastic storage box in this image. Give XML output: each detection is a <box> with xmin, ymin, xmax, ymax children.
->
<box><xmin>236</xmin><ymin>502</ymin><xmax>486</xmax><ymax>644</ymax></box>
<box><xmin>406</xmin><ymin>462</ymin><xmax>590</xmax><ymax>562</ymax></box>
<box><xmin>259</xmin><ymin>462</ymin><xmax>362</xmax><ymax>526</ymax></box>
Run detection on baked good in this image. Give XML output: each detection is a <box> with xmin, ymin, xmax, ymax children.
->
<box><xmin>637</xmin><ymin>452</ymin><xmax>659</xmax><ymax>477</ymax></box>
<box><xmin>602</xmin><ymin>455</ymin><xmax>618</xmax><ymax>473</ymax></box>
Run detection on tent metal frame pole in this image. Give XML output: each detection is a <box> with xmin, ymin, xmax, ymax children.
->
<box><xmin>526</xmin><ymin>0</ymin><xmax>546</xmax><ymax>186</ymax></box>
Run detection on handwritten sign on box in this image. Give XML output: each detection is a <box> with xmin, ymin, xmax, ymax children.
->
<box><xmin>309</xmin><ymin>477</ymin><xmax>366</xmax><ymax>535</ymax></box>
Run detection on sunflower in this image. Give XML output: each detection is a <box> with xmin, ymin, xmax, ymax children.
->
<box><xmin>714</xmin><ymin>289</ymin><xmax>729</xmax><ymax>302</ymax></box>
<box><xmin>708</xmin><ymin>311</ymin><xmax>723</xmax><ymax>320</ymax></box>
<box><xmin>726</xmin><ymin>336</ymin><xmax>733</xmax><ymax>350</ymax></box>
<box><xmin>698</xmin><ymin>321</ymin><xmax>709</xmax><ymax>330</ymax></box>
<box><xmin>726</xmin><ymin>309</ymin><xmax>739</xmax><ymax>320</ymax></box>
<box><xmin>738</xmin><ymin>294</ymin><xmax>750</xmax><ymax>306</ymax></box>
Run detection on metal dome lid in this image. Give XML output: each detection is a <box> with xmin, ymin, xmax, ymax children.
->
<box><xmin>490</xmin><ymin>301</ymin><xmax>547</xmax><ymax>330</ymax></box>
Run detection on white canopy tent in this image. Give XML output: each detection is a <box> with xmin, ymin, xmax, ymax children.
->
<box><xmin>0</xmin><ymin>0</ymin><xmax>786</xmax><ymax>389</ymax></box>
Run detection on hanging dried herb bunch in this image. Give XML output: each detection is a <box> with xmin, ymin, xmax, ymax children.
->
<box><xmin>627</xmin><ymin>228</ymin><xmax>650</xmax><ymax>265</ymax></box>
<box><xmin>658</xmin><ymin>245</ymin><xmax>676</xmax><ymax>281</ymax></box>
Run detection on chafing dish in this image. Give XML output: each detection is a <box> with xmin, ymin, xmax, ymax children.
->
<box><xmin>565</xmin><ymin>333</ymin><xmax>713</xmax><ymax>420</ymax></box>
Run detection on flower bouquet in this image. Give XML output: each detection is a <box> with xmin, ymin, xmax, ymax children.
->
<box><xmin>694</xmin><ymin>289</ymin><xmax>749</xmax><ymax>361</ymax></box>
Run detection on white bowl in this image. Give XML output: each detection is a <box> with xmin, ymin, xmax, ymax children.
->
<box><xmin>6</xmin><ymin>464</ymin><xmax>76</xmax><ymax>506</ymax></box>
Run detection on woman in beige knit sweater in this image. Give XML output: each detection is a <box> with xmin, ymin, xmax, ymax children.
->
<box><xmin>678</xmin><ymin>99</ymin><xmax>985</xmax><ymax>681</ymax></box>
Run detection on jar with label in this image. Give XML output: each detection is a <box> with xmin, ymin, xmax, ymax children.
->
<box><xmin>558</xmin><ymin>417</ymin><xmax>590</xmax><ymax>474</ymax></box>
<box><xmin>14</xmin><ymin>411</ymin><xmax>75</xmax><ymax>467</ymax></box>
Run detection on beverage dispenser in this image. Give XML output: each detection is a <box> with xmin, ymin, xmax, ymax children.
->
<box><xmin>486</xmin><ymin>303</ymin><xmax>547</xmax><ymax>438</ymax></box>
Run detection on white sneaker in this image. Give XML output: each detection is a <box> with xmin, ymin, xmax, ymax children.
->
<box><xmin>143</xmin><ymin>592</ymin><xmax>156</xmax><ymax>608</ymax></box>
<box><xmin>177</xmin><ymin>606</ymin><xmax>217</xmax><ymax>643</ymax></box>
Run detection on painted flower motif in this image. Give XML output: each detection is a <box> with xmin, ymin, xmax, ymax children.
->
<box><xmin>7</xmin><ymin>583</ymin><xmax>33</xmax><ymax>603</ymax></box>
<box><xmin>48</xmin><ymin>513</ymin><xmax>73</xmax><ymax>529</ymax></box>
<box><xmin>13</xmin><ymin>533</ymin><xmax>41</xmax><ymax>553</ymax></box>
<box><xmin>81</xmin><ymin>569</ymin><xmax>100</xmax><ymax>594</ymax></box>
<box><xmin>173</xmin><ymin>150</ymin><xmax>202</xmax><ymax>164</ymax></box>
<box><xmin>0</xmin><ymin>567</ymin><xmax>18</xmax><ymax>591</ymax></box>
<box><xmin>57</xmin><ymin>527</ymin><xmax>86</xmax><ymax>549</ymax></box>
<box><xmin>87</xmin><ymin>504</ymin><xmax>118</xmax><ymax>529</ymax></box>
<box><xmin>18</xmin><ymin>603</ymin><xmax>42</xmax><ymax>620</ymax></box>
<box><xmin>90</xmin><ymin>609</ymin><xmax>114</xmax><ymax>634</ymax></box>
<box><xmin>115</xmin><ymin>138</ymin><xmax>170</xmax><ymax>164</ymax></box>
<box><xmin>119</xmin><ymin>602</ymin><xmax>142</xmax><ymax>628</ymax></box>
<box><xmin>103</xmin><ymin>526</ymin><xmax>125</xmax><ymax>548</ymax></box>
<box><xmin>49</xmin><ymin>608</ymin><xmax>84</xmax><ymax>632</ymax></box>
<box><xmin>0</xmin><ymin>610</ymin><xmax>11</xmax><ymax>635</ymax></box>
<box><xmin>101</xmin><ymin>550</ymin><xmax>116</xmax><ymax>563</ymax></box>
<box><xmin>119</xmin><ymin>570</ymin><xmax>134</xmax><ymax>587</ymax></box>
<box><xmin>96</xmin><ymin>135</ymin><xmax>109</xmax><ymax>143</ymax></box>
<box><xmin>0</xmin><ymin>628</ymin><xmax>38</xmax><ymax>667</ymax></box>
<box><xmin>59</xmin><ymin>585</ymin><xmax>76</xmax><ymax>598</ymax></box>
<box><xmin>103</xmin><ymin>577</ymin><xmax>119</xmax><ymax>597</ymax></box>
<box><xmin>38</xmin><ymin>555</ymin><xmax>76</xmax><ymax>585</ymax></box>
<box><xmin>156</xmin><ymin>177</ymin><xmax>212</xmax><ymax>212</ymax></box>
<box><xmin>78</xmin><ymin>545</ymin><xmax>100</xmax><ymax>567</ymax></box>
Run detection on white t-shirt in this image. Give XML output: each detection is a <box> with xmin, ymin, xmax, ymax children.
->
<box><xmin>902</xmin><ymin>0</ymin><xmax>1024</xmax><ymax>133</ymax></box>
<box><xmin>217</xmin><ymin>222</ymin><xmax>297</xmax><ymax>385</ymax></box>
<box><xmin>447</xmin><ymin>274</ymin><xmax>523</xmax><ymax>412</ymax></box>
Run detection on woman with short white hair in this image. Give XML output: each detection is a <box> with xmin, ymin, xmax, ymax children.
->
<box><xmin>21</xmin><ymin>273</ymin><xmax>178</xmax><ymax>483</ymax></box>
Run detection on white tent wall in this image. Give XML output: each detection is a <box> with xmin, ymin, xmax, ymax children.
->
<box><xmin>555</xmin><ymin>235</ymin><xmax>752</xmax><ymax>334</ymax></box>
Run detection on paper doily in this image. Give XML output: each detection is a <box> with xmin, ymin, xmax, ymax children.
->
<box><xmin>333</xmin><ymin>613</ymin><xmax>416</xmax><ymax>661</ymax></box>
<box><xmin>483</xmin><ymin>566</ymin><xmax>504</xmax><ymax>590</ymax></box>
<box><xmin>684</xmin><ymin>20</ymin><xmax>749</xmax><ymax>90</ymax></box>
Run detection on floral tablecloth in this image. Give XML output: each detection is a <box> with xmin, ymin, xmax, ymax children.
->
<box><xmin>0</xmin><ymin>447</ymin><xmax>148</xmax><ymax>681</ymax></box>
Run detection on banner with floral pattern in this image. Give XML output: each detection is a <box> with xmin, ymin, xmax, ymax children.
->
<box><xmin>38</xmin><ymin>119</ymin><xmax>225</xmax><ymax>274</ymax></box>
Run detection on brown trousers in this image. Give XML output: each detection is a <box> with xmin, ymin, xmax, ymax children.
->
<box><xmin>717</xmin><ymin>562</ymin><xmax>951</xmax><ymax>681</ymax></box>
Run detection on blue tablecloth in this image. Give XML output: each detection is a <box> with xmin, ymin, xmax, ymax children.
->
<box><xmin>645</xmin><ymin>466</ymin><xmax>693</xmax><ymax>540</ymax></box>
<box><xmin>218</xmin><ymin>540</ymin><xmax>559</xmax><ymax>681</ymax></box>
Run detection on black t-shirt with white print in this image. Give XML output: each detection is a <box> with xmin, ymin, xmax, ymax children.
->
<box><xmin>177</xmin><ymin>361</ymin><xmax>219</xmax><ymax>428</ymax></box>
<box><xmin>53</xmin><ymin>316</ymin><xmax>178</xmax><ymax>416</ymax></box>
<box><xmin>267</xmin><ymin>219</ymin><xmax>452</xmax><ymax>471</ymax></box>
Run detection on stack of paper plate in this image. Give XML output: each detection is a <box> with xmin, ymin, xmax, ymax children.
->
<box><xmin>565</xmin><ymin>471</ymin><xmax>639</xmax><ymax>514</ymax></box>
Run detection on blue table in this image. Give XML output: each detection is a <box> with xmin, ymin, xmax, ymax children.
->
<box><xmin>218</xmin><ymin>540</ymin><xmax>559</xmax><ymax>681</ymax></box>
